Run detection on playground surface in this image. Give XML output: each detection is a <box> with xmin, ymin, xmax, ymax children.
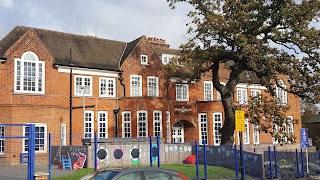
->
<box><xmin>0</xmin><ymin>165</ymin><xmax>76</xmax><ymax>180</ymax></box>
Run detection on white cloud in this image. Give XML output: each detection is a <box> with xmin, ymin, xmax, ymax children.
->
<box><xmin>0</xmin><ymin>0</ymin><xmax>13</xmax><ymax>8</ymax></box>
<box><xmin>0</xmin><ymin>0</ymin><xmax>192</xmax><ymax>48</ymax></box>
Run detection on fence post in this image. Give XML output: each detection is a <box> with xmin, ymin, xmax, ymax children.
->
<box><xmin>273</xmin><ymin>146</ymin><xmax>278</xmax><ymax>178</ymax></box>
<box><xmin>301</xmin><ymin>149</ymin><xmax>305</xmax><ymax>177</ymax></box>
<box><xmin>28</xmin><ymin>124</ymin><xmax>35</xmax><ymax>180</ymax></box>
<box><xmin>94</xmin><ymin>133</ymin><xmax>98</xmax><ymax>171</ymax></box>
<box><xmin>296</xmin><ymin>149</ymin><xmax>300</xmax><ymax>178</ymax></box>
<box><xmin>149</xmin><ymin>136</ymin><xmax>153</xmax><ymax>167</ymax></box>
<box><xmin>234</xmin><ymin>144</ymin><xmax>239</xmax><ymax>180</ymax></box>
<box><xmin>268</xmin><ymin>146</ymin><xmax>272</xmax><ymax>179</ymax></box>
<box><xmin>240</xmin><ymin>141</ymin><xmax>245</xmax><ymax>180</ymax></box>
<box><xmin>157</xmin><ymin>136</ymin><xmax>160</xmax><ymax>168</ymax></box>
<box><xmin>48</xmin><ymin>133</ymin><xmax>52</xmax><ymax>180</ymax></box>
<box><xmin>203</xmin><ymin>140</ymin><xmax>207</xmax><ymax>180</ymax></box>
<box><xmin>195</xmin><ymin>140</ymin><xmax>199</xmax><ymax>180</ymax></box>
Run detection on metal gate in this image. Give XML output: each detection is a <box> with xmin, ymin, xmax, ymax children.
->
<box><xmin>0</xmin><ymin>124</ymin><xmax>35</xmax><ymax>180</ymax></box>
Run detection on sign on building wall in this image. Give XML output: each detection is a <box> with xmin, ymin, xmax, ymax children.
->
<box><xmin>235</xmin><ymin>110</ymin><xmax>245</xmax><ymax>132</ymax></box>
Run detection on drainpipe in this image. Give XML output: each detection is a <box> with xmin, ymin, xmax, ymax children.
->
<box><xmin>69</xmin><ymin>48</ymin><xmax>73</xmax><ymax>145</ymax></box>
<box><xmin>118</xmin><ymin>73</ymin><xmax>126</xmax><ymax>97</ymax></box>
<box><xmin>113</xmin><ymin>108</ymin><xmax>120</xmax><ymax>138</ymax></box>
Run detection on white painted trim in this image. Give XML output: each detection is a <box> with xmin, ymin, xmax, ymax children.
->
<box><xmin>97</xmin><ymin>111</ymin><xmax>108</xmax><ymax>139</ymax></box>
<box><xmin>204</xmin><ymin>81</ymin><xmax>213</xmax><ymax>101</ymax></box>
<box><xmin>213</xmin><ymin>112</ymin><xmax>223</xmax><ymax>146</ymax></box>
<box><xmin>99</xmin><ymin>77</ymin><xmax>116</xmax><ymax>98</ymax></box>
<box><xmin>198</xmin><ymin>113</ymin><xmax>208</xmax><ymax>145</ymax></box>
<box><xmin>140</xmin><ymin>54</ymin><xmax>148</xmax><ymax>65</ymax></box>
<box><xmin>130</xmin><ymin>75</ymin><xmax>142</xmax><ymax>97</ymax></box>
<box><xmin>236</xmin><ymin>83</ymin><xmax>267</xmax><ymax>89</ymax></box>
<box><xmin>84</xmin><ymin>110</ymin><xmax>94</xmax><ymax>139</ymax></box>
<box><xmin>57</xmin><ymin>66</ymin><xmax>119</xmax><ymax>77</ymax></box>
<box><xmin>122</xmin><ymin>111</ymin><xmax>132</xmax><ymax>138</ymax></box>
<box><xmin>137</xmin><ymin>110</ymin><xmax>148</xmax><ymax>138</ymax></box>
<box><xmin>147</xmin><ymin>76</ymin><xmax>159</xmax><ymax>97</ymax></box>
<box><xmin>22</xmin><ymin>123</ymin><xmax>47</xmax><ymax>154</ymax></box>
<box><xmin>153</xmin><ymin>110</ymin><xmax>162</xmax><ymax>138</ymax></box>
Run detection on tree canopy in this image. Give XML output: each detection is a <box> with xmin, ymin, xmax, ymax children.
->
<box><xmin>167</xmin><ymin>0</ymin><xmax>320</xmax><ymax>144</ymax></box>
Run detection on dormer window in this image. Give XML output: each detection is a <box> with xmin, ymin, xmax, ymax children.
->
<box><xmin>141</xmin><ymin>55</ymin><xmax>148</xmax><ymax>65</ymax></box>
<box><xmin>162</xmin><ymin>54</ymin><xmax>174</xmax><ymax>65</ymax></box>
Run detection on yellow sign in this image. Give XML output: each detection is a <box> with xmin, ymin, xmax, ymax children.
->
<box><xmin>235</xmin><ymin>110</ymin><xmax>245</xmax><ymax>132</ymax></box>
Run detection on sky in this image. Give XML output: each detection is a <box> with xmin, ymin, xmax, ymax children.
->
<box><xmin>0</xmin><ymin>0</ymin><xmax>192</xmax><ymax>49</ymax></box>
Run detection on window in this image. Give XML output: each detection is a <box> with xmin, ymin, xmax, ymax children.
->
<box><xmin>275</xmin><ymin>80</ymin><xmax>287</xmax><ymax>104</ymax></box>
<box><xmin>272</xmin><ymin>122</ymin><xmax>278</xmax><ymax>144</ymax></box>
<box><xmin>118</xmin><ymin>171</ymin><xmax>141</xmax><ymax>180</ymax></box>
<box><xmin>14</xmin><ymin>52</ymin><xmax>45</xmax><ymax>94</ymax></box>
<box><xmin>75</xmin><ymin>76</ymin><xmax>92</xmax><ymax>96</ymax></box>
<box><xmin>0</xmin><ymin>125</ymin><xmax>4</xmax><ymax>154</ymax></box>
<box><xmin>148</xmin><ymin>76</ymin><xmax>159</xmax><ymax>97</ymax></box>
<box><xmin>100</xmin><ymin>78</ymin><xmax>116</xmax><ymax>97</ymax></box>
<box><xmin>98</xmin><ymin>111</ymin><xmax>108</xmax><ymax>138</ymax></box>
<box><xmin>237</xmin><ymin>88</ymin><xmax>248</xmax><ymax>104</ymax></box>
<box><xmin>23</xmin><ymin>124</ymin><xmax>47</xmax><ymax>153</ymax></box>
<box><xmin>213</xmin><ymin>113</ymin><xmax>223</xmax><ymax>146</ymax></box>
<box><xmin>153</xmin><ymin>111</ymin><xmax>162</xmax><ymax>138</ymax></box>
<box><xmin>137</xmin><ymin>110</ymin><xmax>148</xmax><ymax>138</ymax></box>
<box><xmin>141</xmin><ymin>54</ymin><xmax>148</xmax><ymax>64</ymax></box>
<box><xmin>166</xmin><ymin>111</ymin><xmax>171</xmax><ymax>143</ymax></box>
<box><xmin>280</xmin><ymin>121</ymin><xmax>287</xmax><ymax>143</ymax></box>
<box><xmin>176</xmin><ymin>84</ymin><xmax>189</xmax><ymax>101</ymax></box>
<box><xmin>122</xmin><ymin>111</ymin><xmax>131</xmax><ymax>138</ymax></box>
<box><xmin>243</xmin><ymin>118</ymin><xmax>250</xmax><ymax>144</ymax></box>
<box><xmin>253</xmin><ymin>123</ymin><xmax>260</xmax><ymax>144</ymax></box>
<box><xmin>287</xmin><ymin>116</ymin><xmax>294</xmax><ymax>140</ymax></box>
<box><xmin>162</xmin><ymin>54</ymin><xmax>174</xmax><ymax>65</ymax></box>
<box><xmin>144</xmin><ymin>171</ymin><xmax>169</xmax><ymax>180</ymax></box>
<box><xmin>60</xmin><ymin>124</ymin><xmax>67</xmax><ymax>146</ymax></box>
<box><xmin>251</xmin><ymin>89</ymin><xmax>261</xmax><ymax>103</ymax></box>
<box><xmin>198</xmin><ymin>113</ymin><xmax>208</xmax><ymax>144</ymax></box>
<box><xmin>204</xmin><ymin>81</ymin><xmax>213</xmax><ymax>101</ymax></box>
<box><xmin>84</xmin><ymin>111</ymin><xmax>94</xmax><ymax>139</ymax></box>
<box><xmin>130</xmin><ymin>75</ymin><xmax>142</xmax><ymax>97</ymax></box>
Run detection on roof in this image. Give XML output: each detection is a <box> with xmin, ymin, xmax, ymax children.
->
<box><xmin>0</xmin><ymin>26</ymin><xmax>128</xmax><ymax>71</ymax></box>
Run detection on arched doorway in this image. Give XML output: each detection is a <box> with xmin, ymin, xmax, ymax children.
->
<box><xmin>172</xmin><ymin>121</ymin><xmax>184</xmax><ymax>143</ymax></box>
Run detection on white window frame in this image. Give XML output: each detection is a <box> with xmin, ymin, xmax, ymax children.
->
<box><xmin>84</xmin><ymin>110</ymin><xmax>94</xmax><ymax>139</ymax></box>
<box><xmin>153</xmin><ymin>111</ymin><xmax>162</xmax><ymax>138</ymax></box>
<box><xmin>99</xmin><ymin>77</ymin><xmax>116</xmax><ymax>97</ymax></box>
<box><xmin>198</xmin><ymin>113</ymin><xmax>208</xmax><ymax>145</ymax></box>
<box><xmin>176</xmin><ymin>84</ymin><xmax>189</xmax><ymax>101</ymax></box>
<box><xmin>272</xmin><ymin>122</ymin><xmax>278</xmax><ymax>144</ymax></box>
<box><xmin>280</xmin><ymin>121</ymin><xmax>287</xmax><ymax>143</ymax></box>
<box><xmin>122</xmin><ymin>111</ymin><xmax>131</xmax><ymax>138</ymax></box>
<box><xmin>147</xmin><ymin>76</ymin><xmax>159</xmax><ymax>97</ymax></box>
<box><xmin>161</xmin><ymin>54</ymin><xmax>174</xmax><ymax>65</ymax></box>
<box><xmin>137</xmin><ymin>110</ymin><xmax>148</xmax><ymax>138</ymax></box>
<box><xmin>237</xmin><ymin>88</ymin><xmax>248</xmax><ymax>104</ymax></box>
<box><xmin>75</xmin><ymin>75</ymin><xmax>92</xmax><ymax>96</ymax></box>
<box><xmin>130</xmin><ymin>75</ymin><xmax>142</xmax><ymax>97</ymax></box>
<box><xmin>251</xmin><ymin>89</ymin><xmax>261</xmax><ymax>103</ymax></box>
<box><xmin>23</xmin><ymin>124</ymin><xmax>47</xmax><ymax>153</ymax></box>
<box><xmin>213</xmin><ymin>112</ymin><xmax>223</xmax><ymax>146</ymax></box>
<box><xmin>275</xmin><ymin>80</ymin><xmax>287</xmax><ymax>105</ymax></box>
<box><xmin>60</xmin><ymin>124</ymin><xmax>67</xmax><ymax>146</ymax></box>
<box><xmin>287</xmin><ymin>116</ymin><xmax>294</xmax><ymax>140</ymax></box>
<box><xmin>98</xmin><ymin>111</ymin><xmax>108</xmax><ymax>139</ymax></box>
<box><xmin>253</xmin><ymin>123</ymin><xmax>260</xmax><ymax>145</ymax></box>
<box><xmin>204</xmin><ymin>81</ymin><xmax>213</xmax><ymax>101</ymax></box>
<box><xmin>166</xmin><ymin>111</ymin><xmax>171</xmax><ymax>143</ymax></box>
<box><xmin>243</xmin><ymin>118</ymin><xmax>250</xmax><ymax>144</ymax></box>
<box><xmin>14</xmin><ymin>51</ymin><xmax>45</xmax><ymax>94</ymax></box>
<box><xmin>0</xmin><ymin>125</ymin><xmax>4</xmax><ymax>154</ymax></box>
<box><xmin>141</xmin><ymin>54</ymin><xmax>148</xmax><ymax>65</ymax></box>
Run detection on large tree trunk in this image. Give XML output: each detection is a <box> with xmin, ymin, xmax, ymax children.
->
<box><xmin>220</xmin><ymin>96</ymin><xmax>235</xmax><ymax>144</ymax></box>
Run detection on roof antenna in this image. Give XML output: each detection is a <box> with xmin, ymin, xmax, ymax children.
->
<box><xmin>76</xmin><ymin>17</ymin><xmax>87</xmax><ymax>35</ymax></box>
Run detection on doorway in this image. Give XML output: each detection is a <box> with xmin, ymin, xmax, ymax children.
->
<box><xmin>172</xmin><ymin>121</ymin><xmax>184</xmax><ymax>143</ymax></box>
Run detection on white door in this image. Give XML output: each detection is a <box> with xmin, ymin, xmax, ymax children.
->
<box><xmin>60</xmin><ymin>124</ymin><xmax>67</xmax><ymax>146</ymax></box>
<box><xmin>172</xmin><ymin>122</ymin><xmax>184</xmax><ymax>143</ymax></box>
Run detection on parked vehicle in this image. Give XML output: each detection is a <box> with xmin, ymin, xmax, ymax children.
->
<box><xmin>79</xmin><ymin>167</ymin><xmax>189</xmax><ymax>180</ymax></box>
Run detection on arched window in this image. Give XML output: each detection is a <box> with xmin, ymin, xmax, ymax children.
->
<box><xmin>275</xmin><ymin>80</ymin><xmax>287</xmax><ymax>105</ymax></box>
<box><xmin>14</xmin><ymin>52</ymin><xmax>45</xmax><ymax>94</ymax></box>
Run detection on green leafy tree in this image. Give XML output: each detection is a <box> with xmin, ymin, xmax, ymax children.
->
<box><xmin>167</xmin><ymin>0</ymin><xmax>320</xmax><ymax>144</ymax></box>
